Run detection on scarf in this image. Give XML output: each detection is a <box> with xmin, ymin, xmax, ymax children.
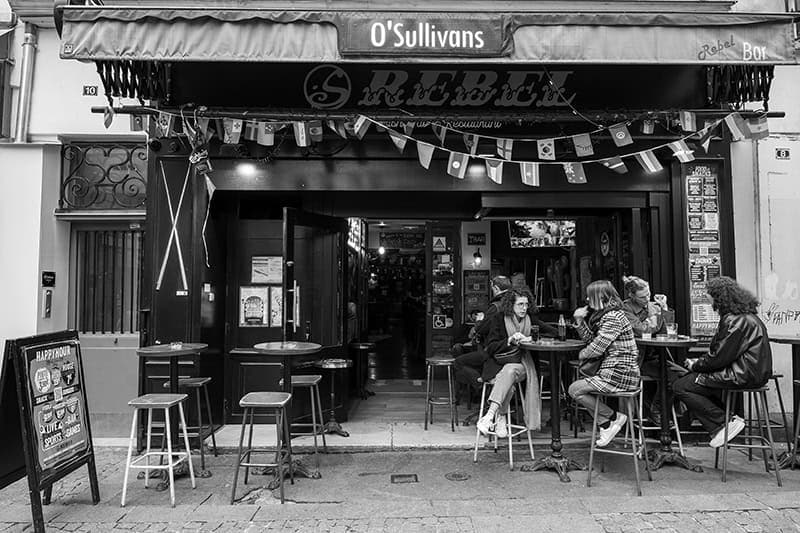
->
<box><xmin>503</xmin><ymin>313</ymin><xmax>541</xmax><ymax>430</ymax></box>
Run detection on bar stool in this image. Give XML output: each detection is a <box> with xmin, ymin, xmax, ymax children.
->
<box><xmin>231</xmin><ymin>392</ymin><xmax>294</xmax><ymax>504</ymax></box>
<box><xmin>715</xmin><ymin>386</ymin><xmax>782</xmax><ymax>486</ymax></box>
<box><xmin>587</xmin><ymin>387</ymin><xmax>651</xmax><ymax>496</ymax></box>
<box><xmin>567</xmin><ymin>360</ymin><xmax>589</xmax><ymax>437</ymax></box>
<box><xmin>635</xmin><ymin>375</ymin><xmax>684</xmax><ymax>456</ymax></box>
<box><xmin>424</xmin><ymin>356</ymin><xmax>458</xmax><ymax>431</ymax></box>
<box><xmin>316</xmin><ymin>358</ymin><xmax>353</xmax><ymax>437</ymax></box>
<box><xmin>121</xmin><ymin>393</ymin><xmax>196</xmax><ymax>507</ymax></box>
<box><xmin>472</xmin><ymin>378</ymin><xmax>535</xmax><ymax>471</ymax></box>
<box><xmin>281</xmin><ymin>374</ymin><xmax>327</xmax><ymax>467</ymax></box>
<box><xmin>162</xmin><ymin>377</ymin><xmax>218</xmax><ymax>473</ymax></box>
<box><xmin>789</xmin><ymin>379</ymin><xmax>800</xmax><ymax>468</ymax></box>
<box><xmin>744</xmin><ymin>373</ymin><xmax>791</xmax><ymax>459</ymax></box>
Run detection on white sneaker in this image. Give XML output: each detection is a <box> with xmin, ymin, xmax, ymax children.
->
<box><xmin>476</xmin><ymin>414</ymin><xmax>495</xmax><ymax>436</ymax></box>
<box><xmin>709</xmin><ymin>416</ymin><xmax>746</xmax><ymax>448</ymax></box>
<box><xmin>495</xmin><ymin>416</ymin><xmax>508</xmax><ymax>438</ymax></box>
<box><xmin>596</xmin><ymin>413</ymin><xmax>628</xmax><ymax>447</ymax></box>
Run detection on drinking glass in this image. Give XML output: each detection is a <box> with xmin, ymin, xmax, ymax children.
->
<box><xmin>666</xmin><ymin>323</ymin><xmax>678</xmax><ymax>340</ymax></box>
<box><xmin>531</xmin><ymin>325</ymin><xmax>540</xmax><ymax>342</ymax></box>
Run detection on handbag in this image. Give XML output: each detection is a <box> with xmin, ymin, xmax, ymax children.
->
<box><xmin>493</xmin><ymin>344</ymin><xmax>522</xmax><ymax>365</ymax></box>
<box><xmin>578</xmin><ymin>357</ymin><xmax>602</xmax><ymax>377</ymax></box>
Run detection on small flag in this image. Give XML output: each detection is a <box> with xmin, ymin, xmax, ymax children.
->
<box><xmin>388</xmin><ymin>130</ymin><xmax>407</xmax><ymax>153</ymax></box>
<box><xmin>205</xmin><ymin>174</ymin><xmax>217</xmax><ymax>200</ymax></box>
<box><xmin>519</xmin><ymin>162</ymin><xmax>540</xmax><ymax>186</ymax></box>
<box><xmin>641</xmin><ymin>119</ymin><xmax>655</xmax><ymax>135</ymax></box>
<box><xmin>609</xmin><ymin>123</ymin><xmax>633</xmax><ymax>147</ymax></box>
<box><xmin>634</xmin><ymin>150</ymin><xmax>663</xmax><ymax>173</ymax></box>
<box><xmin>156</xmin><ymin>111</ymin><xmax>173</xmax><ymax>137</ymax></box>
<box><xmin>103</xmin><ymin>106</ymin><xmax>115</xmax><ymax>129</ymax></box>
<box><xmin>602</xmin><ymin>156</ymin><xmax>628</xmax><ymax>174</ymax></box>
<box><xmin>485</xmin><ymin>159</ymin><xmax>503</xmax><ymax>184</ymax></box>
<box><xmin>130</xmin><ymin>115</ymin><xmax>145</xmax><ymax>132</ymax></box>
<box><xmin>724</xmin><ymin>113</ymin><xmax>747</xmax><ymax>141</ymax></box>
<box><xmin>432</xmin><ymin>124</ymin><xmax>447</xmax><ymax>145</ymax></box>
<box><xmin>463</xmin><ymin>133</ymin><xmax>479</xmax><ymax>156</ymax></box>
<box><xmin>679</xmin><ymin>111</ymin><xmax>697</xmax><ymax>132</ymax></box>
<box><xmin>563</xmin><ymin>162</ymin><xmax>587</xmax><ymax>184</ymax></box>
<box><xmin>326</xmin><ymin>120</ymin><xmax>347</xmax><ymax>139</ymax></box>
<box><xmin>571</xmin><ymin>133</ymin><xmax>594</xmax><ymax>157</ymax></box>
<box><xmin>417</xmin><ymin>141</ymin><xmax>435</xmax><ymax>169</ymax></box>
<box><xmin>696</xmin><ymin>124</ymin><xmax>716</xmax><ymax>153</ymax></box>
<box><xmin>669</xmin><ymin>140</ymin><xmax>695</xmax><ymax>163</ymax></box>
<box><xmin>537</xmin><ymin>138</ymin><xmax>555</xmax><ymax>160</ymax></box>
<box><xmin>223</xmin><ymin>119</ymin><xmax>243</xmax><ymax>144</ymax></box>
<box><xmin>447</xmin><ymin>152</ymin><xmax>469</xmax><ymax>179</ymax></box>
<box><xmin>242</xmin><ymin>121</ymin><xmax>258</xmax><ymax>141</ymax></box>
<box><xmin>309</xmin><ymin>120</ymin><xmax>324</xmax><ymax>143</ymax></box>
<box><xmin>497</xmin><ymin>138</ymin><xmax>514</xmax><ymax>160</ymax></box>
<box><xmin>746</xmin><ymin>116</ymin><xmax>769</xmax><ymax>140</ymax></box>
<box><xmin>354</xmin><ymin>115</ymin><xmax>370</xmax><ymax>139</ymax></box>
<box><xmin>403</xmin><ymin>123</ymin><xmax>415</xmax><ymax>136</ymax></box>
<box><xmin>293</xmin><ymin>121</ymin><xmax>310</xmax><ymax>147</ymax></box>
<box><xmin>256</xmin><ymin>123</ymin><xmax>276</xmax><ymax>146</ymax></box>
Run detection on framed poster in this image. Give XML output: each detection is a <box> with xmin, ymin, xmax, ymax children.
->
<box><xmin>251</xmin><ymin>256</ymin><xmax>282</xmax><ymax>284</ymax></box>
<box><xmin>239</xmin><ymin>286</ymin><xmax>269</xmax><ymax>327</ymax></box>
<box><xmin>269</xmin><ymin>286</ymin><xmax>283</xmax><ymax>328</ymax></box>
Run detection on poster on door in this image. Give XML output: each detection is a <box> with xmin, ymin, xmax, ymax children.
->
<box><xmin>684</xmin><ymin>161</ymin><xmax>723</xmax><ymax>340</ymax></box>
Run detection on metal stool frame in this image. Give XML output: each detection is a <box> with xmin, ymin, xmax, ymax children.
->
<box><xmin>424</xmin><ymin>357</ymin><xmax>458</xmax><ymax>431</ymax></box>
<box><xmin>472</xmin><ymin>379</ymin><xmax>535</xmax><ymax>471</ymax></box>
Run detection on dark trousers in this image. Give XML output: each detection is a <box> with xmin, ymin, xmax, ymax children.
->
<box><xmin>640</xmin><ymin>355</ymin><xmax>686</xmax><ymax>414</ymax></box>
<box><xmin>453</xmin><ymin>349</ymin><xmax>488</xmax><ymax>391</ymax></box>
<box><xmin>672</xmin><ymin>373</ymin><xmax>726</xmax><ymax>434</ymax></box>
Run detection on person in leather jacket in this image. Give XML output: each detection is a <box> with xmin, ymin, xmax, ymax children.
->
<box><xmin>672</xmin><ymin>276</ymin><xmax>773</xmax><ymax>448</ymax></box>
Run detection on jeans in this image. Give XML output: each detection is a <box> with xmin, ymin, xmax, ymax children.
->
<box><xmin>453</xmin><ymin>349</ymin><xmax>488</xmax><ymax>391</ymax></box>
<box><xmin>672</xmin><ymin>372</ymin><xmax>726</xmax><ymax>434</ymax></box>
<box><xmin>488</xmin><ymin>363</ymin><xmax>526</xmax><ymax>413</ymax></box>
<box><xmin>568</xmin><ymin>378</ymin><xmax>618</xmax><ymax>425</ymax></box>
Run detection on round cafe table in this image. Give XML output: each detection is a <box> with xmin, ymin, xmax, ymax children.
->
<box><xmin>769</xmin><ymin>334</ymin><xmax>800</xmax><ymax>469</ymax></box>
<box><xmin>519</xmin><ymin>338</ymin><xmax>587</xmax><ymax>482</ymax></box>
<box><xmin>253</xmin><ymin>341</ymin><xmax>323</xmax><ymax>483</ymax></box>
<box><xmin>136</xmin><ymin>342</ymin><xmax>209</xmax><ymax>483</ymax></box>
<box><xmin>635</xmin><ymin>335</ymin><xmax>702</xmax><ymax>472</ymax></box>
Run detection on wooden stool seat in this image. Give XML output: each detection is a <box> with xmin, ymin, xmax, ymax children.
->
<box><xmin>239</xmin><ymin>391</ymin><xmax>291</xmax><ymax>408</ymax></box>
<box><xmin>289</xmin><ymin>374</ymin><xmax>323</xmax><ymax>387</ymax></box>
<box><xmin>317</xmin><ymin>358</ymin><xmax>353</xmax><ymax>370</ymax></box>
<box><xmin>128</xmin><ymin>393</ymin><xmax>187</xmax><ymax>408</ymax></box>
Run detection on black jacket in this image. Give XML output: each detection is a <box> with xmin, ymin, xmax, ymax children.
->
<box><xmin>480</xmin><ymin>311</ymin><xmax>558</xmax><ymax>381</ymax></box>
<box><xmin>472</xmin><ymin>291</ymin><xmax>506</xmax><ymax>345</ymax></box>
<box><xmin>694</xmin><ymin>313</ymin><xmax>772</xmax><ymax>389</ymax></box>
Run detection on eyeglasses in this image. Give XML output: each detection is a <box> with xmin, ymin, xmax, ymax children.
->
<box><xmin>514</xmin><ymin>302</ymin><xmax>530</xmax><ymax>307</ymax></box>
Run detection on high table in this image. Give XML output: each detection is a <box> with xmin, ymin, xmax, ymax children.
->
<box><xmin>769</xmin><ymin>334</ymin><xmax>800</xmax><ymax>469</ymax></box>
<box><xmin>635</xmin><ymin>336</ymin><xmax>702</xmax><ymax>472</ymax></box>
<box><xmin>519</xmin><ymin>339</ymin><xmax>587</xmax><ymax>482</ymax></box>
<box><xmin>136</xmin><ymin>342</ymin><xmax>209</xmax><ymax>485</ymax></box>
<box><xmin>253</xmin><ymin>341</ymin><xmax>323</xmax><ymax>483</ymax></box>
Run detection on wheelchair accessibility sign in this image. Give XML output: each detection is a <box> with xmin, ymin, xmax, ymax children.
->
<box><xmin>432</xmin><ymin>315</ymin><xmax>447</xmax><ymax>329</ymax></box>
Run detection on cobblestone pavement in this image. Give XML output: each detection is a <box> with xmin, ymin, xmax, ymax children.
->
<box><xmin>2</xmin><ymin>446</ymin><xmax>800</xmax><ymax>532</ymax></box>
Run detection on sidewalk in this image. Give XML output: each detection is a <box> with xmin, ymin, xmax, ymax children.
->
<box><xmin>2</xmin><ymin>442</ymin><xmax>800</xmax><ymax>532</ymax></box>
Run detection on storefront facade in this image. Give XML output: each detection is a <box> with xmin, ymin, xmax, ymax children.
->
<box><xmin>47</xmin><ymin>1</ymin><xmax>800</xmax><ymax>426</ymax></box>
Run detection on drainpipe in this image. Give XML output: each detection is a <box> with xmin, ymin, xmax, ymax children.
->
<box><xmin>13</xmin><ymin>23</ymin><xmax>38</xmax><ymax>143</ymax></box>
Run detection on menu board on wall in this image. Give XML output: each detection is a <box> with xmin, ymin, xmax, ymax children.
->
<box><xmin>685</xmin><ymin>161</ymin><xmax>722</xmax><ymax>340</ymax></box>
<box><xmin>463</xmin><ymin>270</ymin><xmax>490</xmax><ymax>322</ymax></box>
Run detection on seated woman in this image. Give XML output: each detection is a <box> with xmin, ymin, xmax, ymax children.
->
<box><xmin>673</xmin><ymin>276</ymin><xmax>772</xmax><ymax>448</ymax></box>
<box><xmin>476</xmin><ymin>287</ymin><xmax>549</xmax><ymax>438</ymax></box>
<box><xmin>569</xmin><ymin>280</ymin><xmax>640</xmax><ymax>447</ymax></box>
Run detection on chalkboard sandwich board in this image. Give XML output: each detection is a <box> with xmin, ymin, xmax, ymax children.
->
<box><xmin>1</xmin><ymin>330</ymin><xmax>99</xmax><ymax>533</ymax></box>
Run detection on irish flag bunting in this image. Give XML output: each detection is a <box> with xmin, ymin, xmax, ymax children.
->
<box><xmin>724</xmin><ymin>113</ymin><xmax>747</xmax><ymax>141</ymax></box>
<box><xmin>634</xmin><ymin>151</ymin><xmax>663</xmax><ymax>173</ymax></box>
<box><xmin>486</xmin><ymin>159</ymin><xmax>503</xmax><ymax>184</ymax></box>
<box><xmin>497</xmin><ymin>138</ymin><xmax>514</xmax><ymax>160</ymax></box>
<box><xmin>679</xmin><ymin>111</ymin><xmax>697</xmax><ymax>132</ymax></box>
<box><xmin>563</xmin><ymin>162</ymin><xmax>587</xmax><ymax>184</ymax></box>
<box><xmin>520</xmin><ymin>162</ymin><xmax>540</xmax><ymax>186</ymax></box>
<box><xmin>668</xmin><ymin>140</ymin><xmax>695</xmax><ymax>162</ymax></box>
<box><xmin>388</xmin><ymin>130</ymin><xmax>407</xmax><ymax>153</ymax></box>
<box><xmin>417</xmin><ymin>141</ymin><xmax>435</xmax><ymax>169</ymax></box>
<box><xmin>447</xmin><ymin>152</ymin><xmax>469</xmax><ymax>179</ymax></box>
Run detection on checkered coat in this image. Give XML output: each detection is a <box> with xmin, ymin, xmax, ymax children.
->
<box><xmin>576</xmin><ymin>308</ymin><xmax>640</xmax><ymax>393</ymax></box>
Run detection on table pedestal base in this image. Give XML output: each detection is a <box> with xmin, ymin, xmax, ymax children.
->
<box><xmin>648</xmin><ymin>447</ymin><xmax>703</xmax><ymax>472</ymax></box>
<box><xmin>322</xmin><ymin>417</ymin><xmax>350</xmax><ymax>437</ymax></box>
<box><xmin>252</xmin><ymin>460</ymin><xmax>322</xmax><ymax>490</ymax></box>
<box><xmin>777</xmin><ymin>450</ymin><xmax>798</xmax><ymax>470</ymax></box>
<box><xmin>522</xmin><ymin>454</ymin><xmax>586</xmax><ymax>483</ymax></box>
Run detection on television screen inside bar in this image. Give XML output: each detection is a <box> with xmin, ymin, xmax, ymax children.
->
<box><xmin>508</xmin><ymin>220</ymin><xmax>576</xmax><ymax>248</ymax></box>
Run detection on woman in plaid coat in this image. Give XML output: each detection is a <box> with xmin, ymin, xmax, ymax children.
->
<box><xmin>568</xmin><ymin>280</ymin><xmax>640</xmax><ymax>447</ymax></box>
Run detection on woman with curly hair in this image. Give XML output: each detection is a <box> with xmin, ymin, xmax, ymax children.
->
<box><xmin>476</xmin><ymin>287</ymin><xmax>555</xmax><ymax>438</ymax></box>
<box><xmin>568</xmin><ymin>280</ymin><xmax>640</xmax><ymax>447</ymax></box>
<box><xmin>673</xmin><ymin>276</ymin><xmax>773</xmax><ymax>448</ymax></box>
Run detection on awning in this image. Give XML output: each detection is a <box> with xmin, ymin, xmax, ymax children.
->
<box><xmin>57</xmin><ymin>6</ymin><xmax>799</xmax><ymax>65</ymax></box>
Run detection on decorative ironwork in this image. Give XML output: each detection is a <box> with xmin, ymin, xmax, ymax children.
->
<box><xmin>60</xmin><ymin>142</ymin><xmax>147</xmax><ymax>210</ymax></box>
<box><xmin>707</xmin><ymin>65</ymin><xmax>774</xmax><ymax>110</ymax></box>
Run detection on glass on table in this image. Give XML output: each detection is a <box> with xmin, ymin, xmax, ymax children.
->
<box><xmin>531</xmin><ymin>325</ymin><xmax>540</xmax><ymax>342</ymax></box>
<box><xmin>665</xmin><ymin>323</ymin><xmax>678</xmax><ymax>340</ymax></box>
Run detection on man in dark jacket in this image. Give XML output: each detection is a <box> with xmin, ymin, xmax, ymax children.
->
<box><xmin>672</xmin><ymin>277</ymin><xmax>773</xmax><ymax>448</ymax></box>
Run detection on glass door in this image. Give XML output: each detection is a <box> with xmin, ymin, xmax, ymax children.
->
<box><xmin>426</xmin><ymin>222</ymin><xmax>461</xmax><ymax>357</ymax></box>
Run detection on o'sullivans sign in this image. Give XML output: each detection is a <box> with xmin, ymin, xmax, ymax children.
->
<box><xmin>341</xmin><ymin>16</ymin><xmax>506</xmax><ymax>57</ymax></box>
